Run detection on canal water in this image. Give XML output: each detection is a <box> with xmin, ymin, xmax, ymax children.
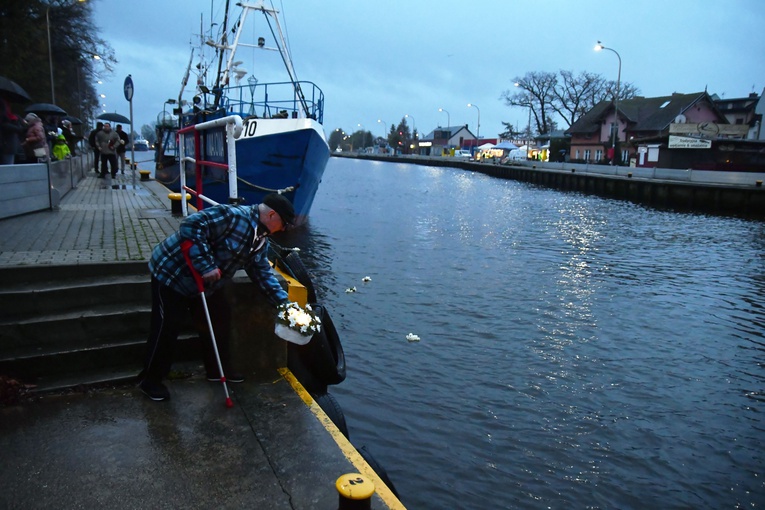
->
<box><xmin>278</xmin><ymin>157</ymin><xmax>765</xmax><ymax>509</ymax></box>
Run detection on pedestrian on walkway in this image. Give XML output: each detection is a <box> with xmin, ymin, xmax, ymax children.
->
<box><xmin>115</xmin><ymin>124</ymin><xmax>129</xmax><ymax>173</ymax></box>
<box><xmin>138</xmin><ymin>193</ymin><xmax>296</xmax><ymax>401</ymax></box>
<box><xmin>0</xmin><ymin>98</ymin><xmax>24</xmax><ymax>165</ymax></box>
<box><xmin>96</xmin><ymin>122</ymin><xmax>120</xmax><ymax>178</ymax></box>
<box><xmin>88</xmin><ymin>122</ymin><xmax>102</xmax><ymax>172</ymax></box>
<box><xmin>21</xmin><ymin>113</ymin><xmax>48</xmax><ymax>162</ymax></box>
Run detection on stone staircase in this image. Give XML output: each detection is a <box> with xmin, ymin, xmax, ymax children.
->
<box><xmin>0</xmin><ymin>263</ymin><xmax>200</xmax><ymax>394</ymax></box>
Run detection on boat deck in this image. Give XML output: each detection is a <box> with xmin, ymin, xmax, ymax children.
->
<box><xmin>0</xmin><ymin>168</ymin><xmax>403</xmax><ymax>509</ymax></box>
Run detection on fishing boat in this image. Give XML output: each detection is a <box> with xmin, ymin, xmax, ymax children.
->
<box><xmin>155</xmin><ymin>0</ymin><xmax>329</xmax><ymax>224</ymax></box>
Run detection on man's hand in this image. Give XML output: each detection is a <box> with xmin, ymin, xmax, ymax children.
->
<box><xmin>202</xmin><ymin>268</ymin><xmax>222</xmax><ymax>284</ymax></box>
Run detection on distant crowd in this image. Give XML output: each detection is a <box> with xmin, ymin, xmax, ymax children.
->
<box><xmin>0</xmin><ymin>97</ymin><xmax>81</xmax><ymax>165</ymax></box>
<box><xmin>0</xmin><ymin>98</ymin><xmax>130</xmax><ymax>175</ymax></box>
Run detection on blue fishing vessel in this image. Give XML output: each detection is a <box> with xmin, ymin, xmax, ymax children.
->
<box><xmin>155</xmin><ymin>1</ymin><xmax>329</xmax><ymax>224</ymax></box>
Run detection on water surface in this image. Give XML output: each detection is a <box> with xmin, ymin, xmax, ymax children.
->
<box><xmin>279</xmin><ymin>157</ymin><xmax>765</xmax><ymax>509</ymax></box>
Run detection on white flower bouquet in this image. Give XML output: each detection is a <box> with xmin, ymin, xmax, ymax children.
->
<box><xmin>274</xmin><ymin>302</ymin><xmax>321</xmax><ymax>345</ymax></box>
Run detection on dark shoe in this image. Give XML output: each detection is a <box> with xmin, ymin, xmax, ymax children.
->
<box><xmin>139</xmin><ymin>379</ymin><xmax>170</xmax><ymax>401</ymax></box>
<box><xmin>97</xmin><ymin>174</ymin><xmax>104</xmax><ymax>179</ymax></box>
<box><xmin>207</xmin><ymin>371</ymin><xmax>245</xmax><ymax>383</ymax></box>
<box><xmin>111</xmin><ymin>173</ymin><xmax>117</xmax><ymax>178</ymax></box>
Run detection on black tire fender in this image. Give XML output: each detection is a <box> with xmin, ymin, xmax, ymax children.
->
<box><xmin>313</xmin><ymin>391</ymin><xmax>349</xmax><ymax>439</ymax></box>
<box><xmin>287</xmin><ymin>303</ymin><xmax>346</xmax><ymax>387</ymax></box>
<box><xmin>283</xmin><ymin>251</ymin><xmax>318</xmax><ymax>303</ymax></box>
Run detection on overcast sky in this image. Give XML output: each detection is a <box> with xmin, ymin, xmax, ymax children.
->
<box><xmin>92</xmin><ymin>0</ymin><xmax>765</xmax><ymax>140</ymax></box>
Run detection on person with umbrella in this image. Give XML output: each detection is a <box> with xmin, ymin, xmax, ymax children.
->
<box><xmin>0</xmin><ymin>98</ymin><xmax>24</xmax><ymax>165</ymax></box>
<box><xmin>88</xmin><ymin>122</ymin><xmax>103</xmax><ymax>172</ymax></box>
<box><xmin>95</xmin><ymin>122</ymin><xmax>120</xmax><ymax>178</ymax></box>
<box><xmin>21</xmin><ymin>113</ymin><xmax>48</xmax><ymax>162</ymax></box>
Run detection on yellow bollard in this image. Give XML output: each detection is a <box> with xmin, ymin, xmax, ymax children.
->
<box><xmin>139</xmin><ymin>169</ymin><xmax>151</xmax><ymax>181</ymax></box>
<box><xmin>336</xmin><ymin>473</ymin><xmax>374</xmax><ymax>510</ymax></box>
<box><xmin>756</xmin><ymin>180</ymin><xmax>762</xmax><ymax>187</ymax></box>
<box><xmin>168</xmin><ymin>193</ymin><xmax>190</xmax><ymax>216</ymax></box>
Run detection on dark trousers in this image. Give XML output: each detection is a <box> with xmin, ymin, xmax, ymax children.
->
<box><xmin>92</xmin><ymin>148</ymin><xmax>100</xmax><ymax>170</ymax></box>
<box><xmin>142</xmin><ymin>277</ymin><xmax>232</xmax><ymax>383</ymax></box>
<box><xmin>100</xmin><ymin>153</ymin><xmax>118</xmax><ymax>177</ymax></box>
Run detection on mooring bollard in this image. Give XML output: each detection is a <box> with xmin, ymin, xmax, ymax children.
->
<box><xmin>139</xmin><ymin>169</ymin><xmax>151</xmax><ymax>181</ymax></box>
<box><xmin>168</xmin><ymin>193</ymin><xmax>190</xmax><ymax>216</ymax></box>
<box><xmin>756</xmin><ymin>180</ymin><xmax>762</xmax><ymax>187</ymax></box>
<box><xmin>627</xmin><ymin>172</ymin><xmax>633</xmax><ymax>178</ymax></box>
<box><xmin>336</xmin><ymin>473</ymin><xmax>374</xmax><ymax>510</ymax></box>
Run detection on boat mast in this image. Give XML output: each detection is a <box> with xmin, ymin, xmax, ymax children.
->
<box><xmin>237</xmin><ymin>1</ymin><xmax>310</xmax><ymax>116</ymax></box>
<box><xmin>212</xmin><ymin>0</ymin><xmax>232</xmax><ymax>109</ymax></box>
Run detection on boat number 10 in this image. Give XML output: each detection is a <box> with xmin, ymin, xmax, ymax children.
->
<box><xmin>242</xmin><ymin>119</ymin><xmax>258</xmax><ymax>138</ymax></box>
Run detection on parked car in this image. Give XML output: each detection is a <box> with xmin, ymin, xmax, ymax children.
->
<box><xmin>130</xmin><ymin>139</ymin><xmax>150</xmax><ymax>151</ymax></box>
<box><xmin>455</xmin><ymin>149</ymin><xmax>472</xmax><ymax>158</ymax></box>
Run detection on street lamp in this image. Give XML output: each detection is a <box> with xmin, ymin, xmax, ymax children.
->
<box><xmin>405</xmin><ymin>114</ymin><xmax>416</xmax><ymax>138</ymax></box>
<box><xmin>377</xmin><ymin>119</ymin><xmax>387</xmax><ymax>138</ymax></box>
<box><xmin>514</xmin><ymin>82</ymin><xmax>533</xmax><ymax>147</ymax></box>
<box><xmin>438</xmin><ymin>108</ymin><xmax>450</xmax><ymax>127</ymax></box>
<box><xmin>595</xmin><ymin>40</ymin><xmax>622</xmax><ymax>165</ymax></box>
<box><xmin>46</xmin><ymin>7</ymin><xmax>54</xmax><ymax>103</ymax></box>
<box><xmin>467</xmin><ymin>103</ymin><xmax>480</xmax><ymax>141</ymax></box>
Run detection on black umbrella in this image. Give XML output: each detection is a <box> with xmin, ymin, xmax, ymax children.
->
<box><xmin>62</xmin><ymin>115</ymin><xmax>83</xmax><ymax>125</ymax></box>
<box><xmin>97</xmin><ymin>112</ymin><xmax>130</xmax><ymax>124</ymax></box>
<box><xmin>0</xmin><ymin>76</ymin><xmax>31</xmax><ymax>103</ymax></box>
<box><xmin>25</xmin><ymin>103</ymin><xmax>67</xmax><ymax>115</ymax></box>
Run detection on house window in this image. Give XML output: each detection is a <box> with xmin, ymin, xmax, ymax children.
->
<box><xmin>595</xmin><ymin>149</ymin><xmax>603</xmax><ymax>161</ymax></box>
<box><xmin>621</xmin><ymin>149</ymin><xmax>629</xmax><ymax>162</ymax></box>
<box><xmin>575</xmin><ymin>149</ymin><xmax>580</xmax><ymax>160</ymax></box>
<box><xmin>584</xmin><ymin>149</ymin><xmax>591</xmax><ymax>161</ymax></box>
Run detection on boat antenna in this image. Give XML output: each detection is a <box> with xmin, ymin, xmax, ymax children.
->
<box><xmin>262</xmin><ymin>1</ymin><xmax>310</xmax><ymax>116</ymax></box>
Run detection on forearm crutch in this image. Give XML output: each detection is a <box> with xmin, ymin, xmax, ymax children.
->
<box><xmin>180</xmin><ymin>240</ymin><xmax>233</xmax><ymax>408</ymax></box>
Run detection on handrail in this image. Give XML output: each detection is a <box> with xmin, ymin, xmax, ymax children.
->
<box><xmin>178</xmin><ymin>115</ymin><xmax>243</xmax><ymax>216</ymax></box>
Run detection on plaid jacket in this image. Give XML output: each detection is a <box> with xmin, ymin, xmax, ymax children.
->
<box><xmin>149</xmin><ymin>204</ymin><xmax>288</xmax><ymax>305</ymax></box>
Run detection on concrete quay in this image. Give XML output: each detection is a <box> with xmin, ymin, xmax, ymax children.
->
<box><xmin>335</xmin><ymin>153</ymin><xmax>765</xmax><ymax>218</ymax></box>
<box><xmin>0</xmin><ymin>167</ymin><xmax>404</xmax><ymax>509</ymax></box>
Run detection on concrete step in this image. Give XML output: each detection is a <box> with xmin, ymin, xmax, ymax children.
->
<box><xmin>0</xmin><ymin>334</ymin><xmax>202</xmax><ymax>387</ymax></box>
<box><xmin>28</xmin><ymin>359</ymin><xmax>206</xmax><ymax>394</ymax></box>
<box><xmin>0</xmin><ymin>275</ymin><xmax>150</xmax><ymax>321</ymax></box>
<box><xmin>0</xmin><ymin>305</ymin><xmax>151</xmax><ymax>352</ymax></box>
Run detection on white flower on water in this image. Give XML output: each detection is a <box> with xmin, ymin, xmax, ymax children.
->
<box><xmin>345</xmin><ymin>287</ymin><xmax>357</xmax><ymax>293</ymax></box>
<box><xmin>406</xmin><ymin>333</ymin><xmax>420</xmax><ymax>342</ymax></box>
<box><xmin>362</xmin><ymin>276</ymin><xmax>372</xmax><ymax>282</ymax></box>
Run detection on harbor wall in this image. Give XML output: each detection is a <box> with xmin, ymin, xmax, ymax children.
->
<box><xmin>334</xmin><ymin>153</ymin><xmax>765</xmax><ymax>218</ymax></box>
<box><xmin>0</xmin><ymin>154</ymin><xmax>91</xmax><ymax>219</ymax></box>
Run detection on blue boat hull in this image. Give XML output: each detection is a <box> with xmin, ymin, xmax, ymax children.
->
<box><xmin>156</xmin><ymin>122</ymin><xmax>329</xmax><ymax>224</ymax></box>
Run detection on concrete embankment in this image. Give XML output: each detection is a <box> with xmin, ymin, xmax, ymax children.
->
<box><xmin>335</xmin><ymin>153</ymin><xmax>765</xmax><ymax>218</ymax></box>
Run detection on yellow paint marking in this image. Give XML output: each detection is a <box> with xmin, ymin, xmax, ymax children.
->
<box><xmin>278</xmin><ymin>368</ymin><xmax>406</xmax><ymax>510</ymax></box>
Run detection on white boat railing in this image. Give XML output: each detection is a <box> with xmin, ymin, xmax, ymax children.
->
<box><xmin>178</xmin><ymin>114</ymin><xmax>243</xmax><ymax>216</ymax></box>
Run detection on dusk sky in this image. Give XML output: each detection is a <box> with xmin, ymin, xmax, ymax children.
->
<box><xmin>92</xmin><ymin>0</ymin><xmax>765</xmax><ymax>140</ymax></box>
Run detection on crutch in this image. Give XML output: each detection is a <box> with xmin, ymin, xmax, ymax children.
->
<box><xmin>180</xmin><ymin>240</ymin><xmax>234</xmax><ymax>408</ymax></box>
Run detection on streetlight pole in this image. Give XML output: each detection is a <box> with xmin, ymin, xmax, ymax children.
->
<box><xmin>595</xmin><ymin>41</ymin><xmax>622</xmax><ymax>165</ymax></box>
<box><xmin>377</xmin><ymin>119</ymin><xmax>387</xmax><ymax>138</ymax></box>
<box><xmin>467</xmin><ymin>103</ymin><xmax>480</xmax><ymax>144</ymax></box>
<box><xmin>438</xmin><ymin>108</ymin><xmax>450</xmax><ymax>127</ymax></box>
<box><xmin>46</xmin><ymin>7</ymin><xmax>55</xmax><ymax>104</ymax></box>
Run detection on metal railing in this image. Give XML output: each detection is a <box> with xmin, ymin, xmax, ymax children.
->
<box><xmin>178</xmin><ymin>115</ymin><xmax>243</xmax><ymax>216</ymax></box>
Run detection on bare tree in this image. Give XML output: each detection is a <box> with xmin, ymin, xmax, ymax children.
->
<box><xmin>501</xmin><ymin>70</ymin><xmax>641</xmax><ymax>131</ymax></box>
<box><xmin>550</xmin><ymin>70</ymin><xmax>602</xmax><ymax>128</ymax></box>
<box><xmin>500</xmin><ymin>71</ymin><xmax>558</xmax><ymax>136</ymax></box>
<box><xmin>0</xmin><ymin>0</ymin><xmax>116</xmax><ymax>125</ymax></box>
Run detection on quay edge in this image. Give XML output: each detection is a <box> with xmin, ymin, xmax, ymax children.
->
<box><xmin>334</xmin><ymin>153</ymin><xmax>765</xmax><ymax>219</ymax></box>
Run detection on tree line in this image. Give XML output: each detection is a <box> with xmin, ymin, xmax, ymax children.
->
<box><xmin>0</xmin><ymin>0</ymin><xmax>116</xmax><ymax>130</ymax></box>
<box><xmin>330</xmin><ymin>70</ymin><xmax>639</xmax><ymax>152</ymax></box>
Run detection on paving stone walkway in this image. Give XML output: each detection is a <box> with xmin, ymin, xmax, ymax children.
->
<box><xmin>0</xmin><ymin>169</ymin><xmax>181</xmax><ymax>267</ymax></box>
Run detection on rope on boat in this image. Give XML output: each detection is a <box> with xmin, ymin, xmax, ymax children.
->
<box><xmin>235</xmin><ymin>175</ymin><xmax>297</xmax><ymax>195</ymax></box>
